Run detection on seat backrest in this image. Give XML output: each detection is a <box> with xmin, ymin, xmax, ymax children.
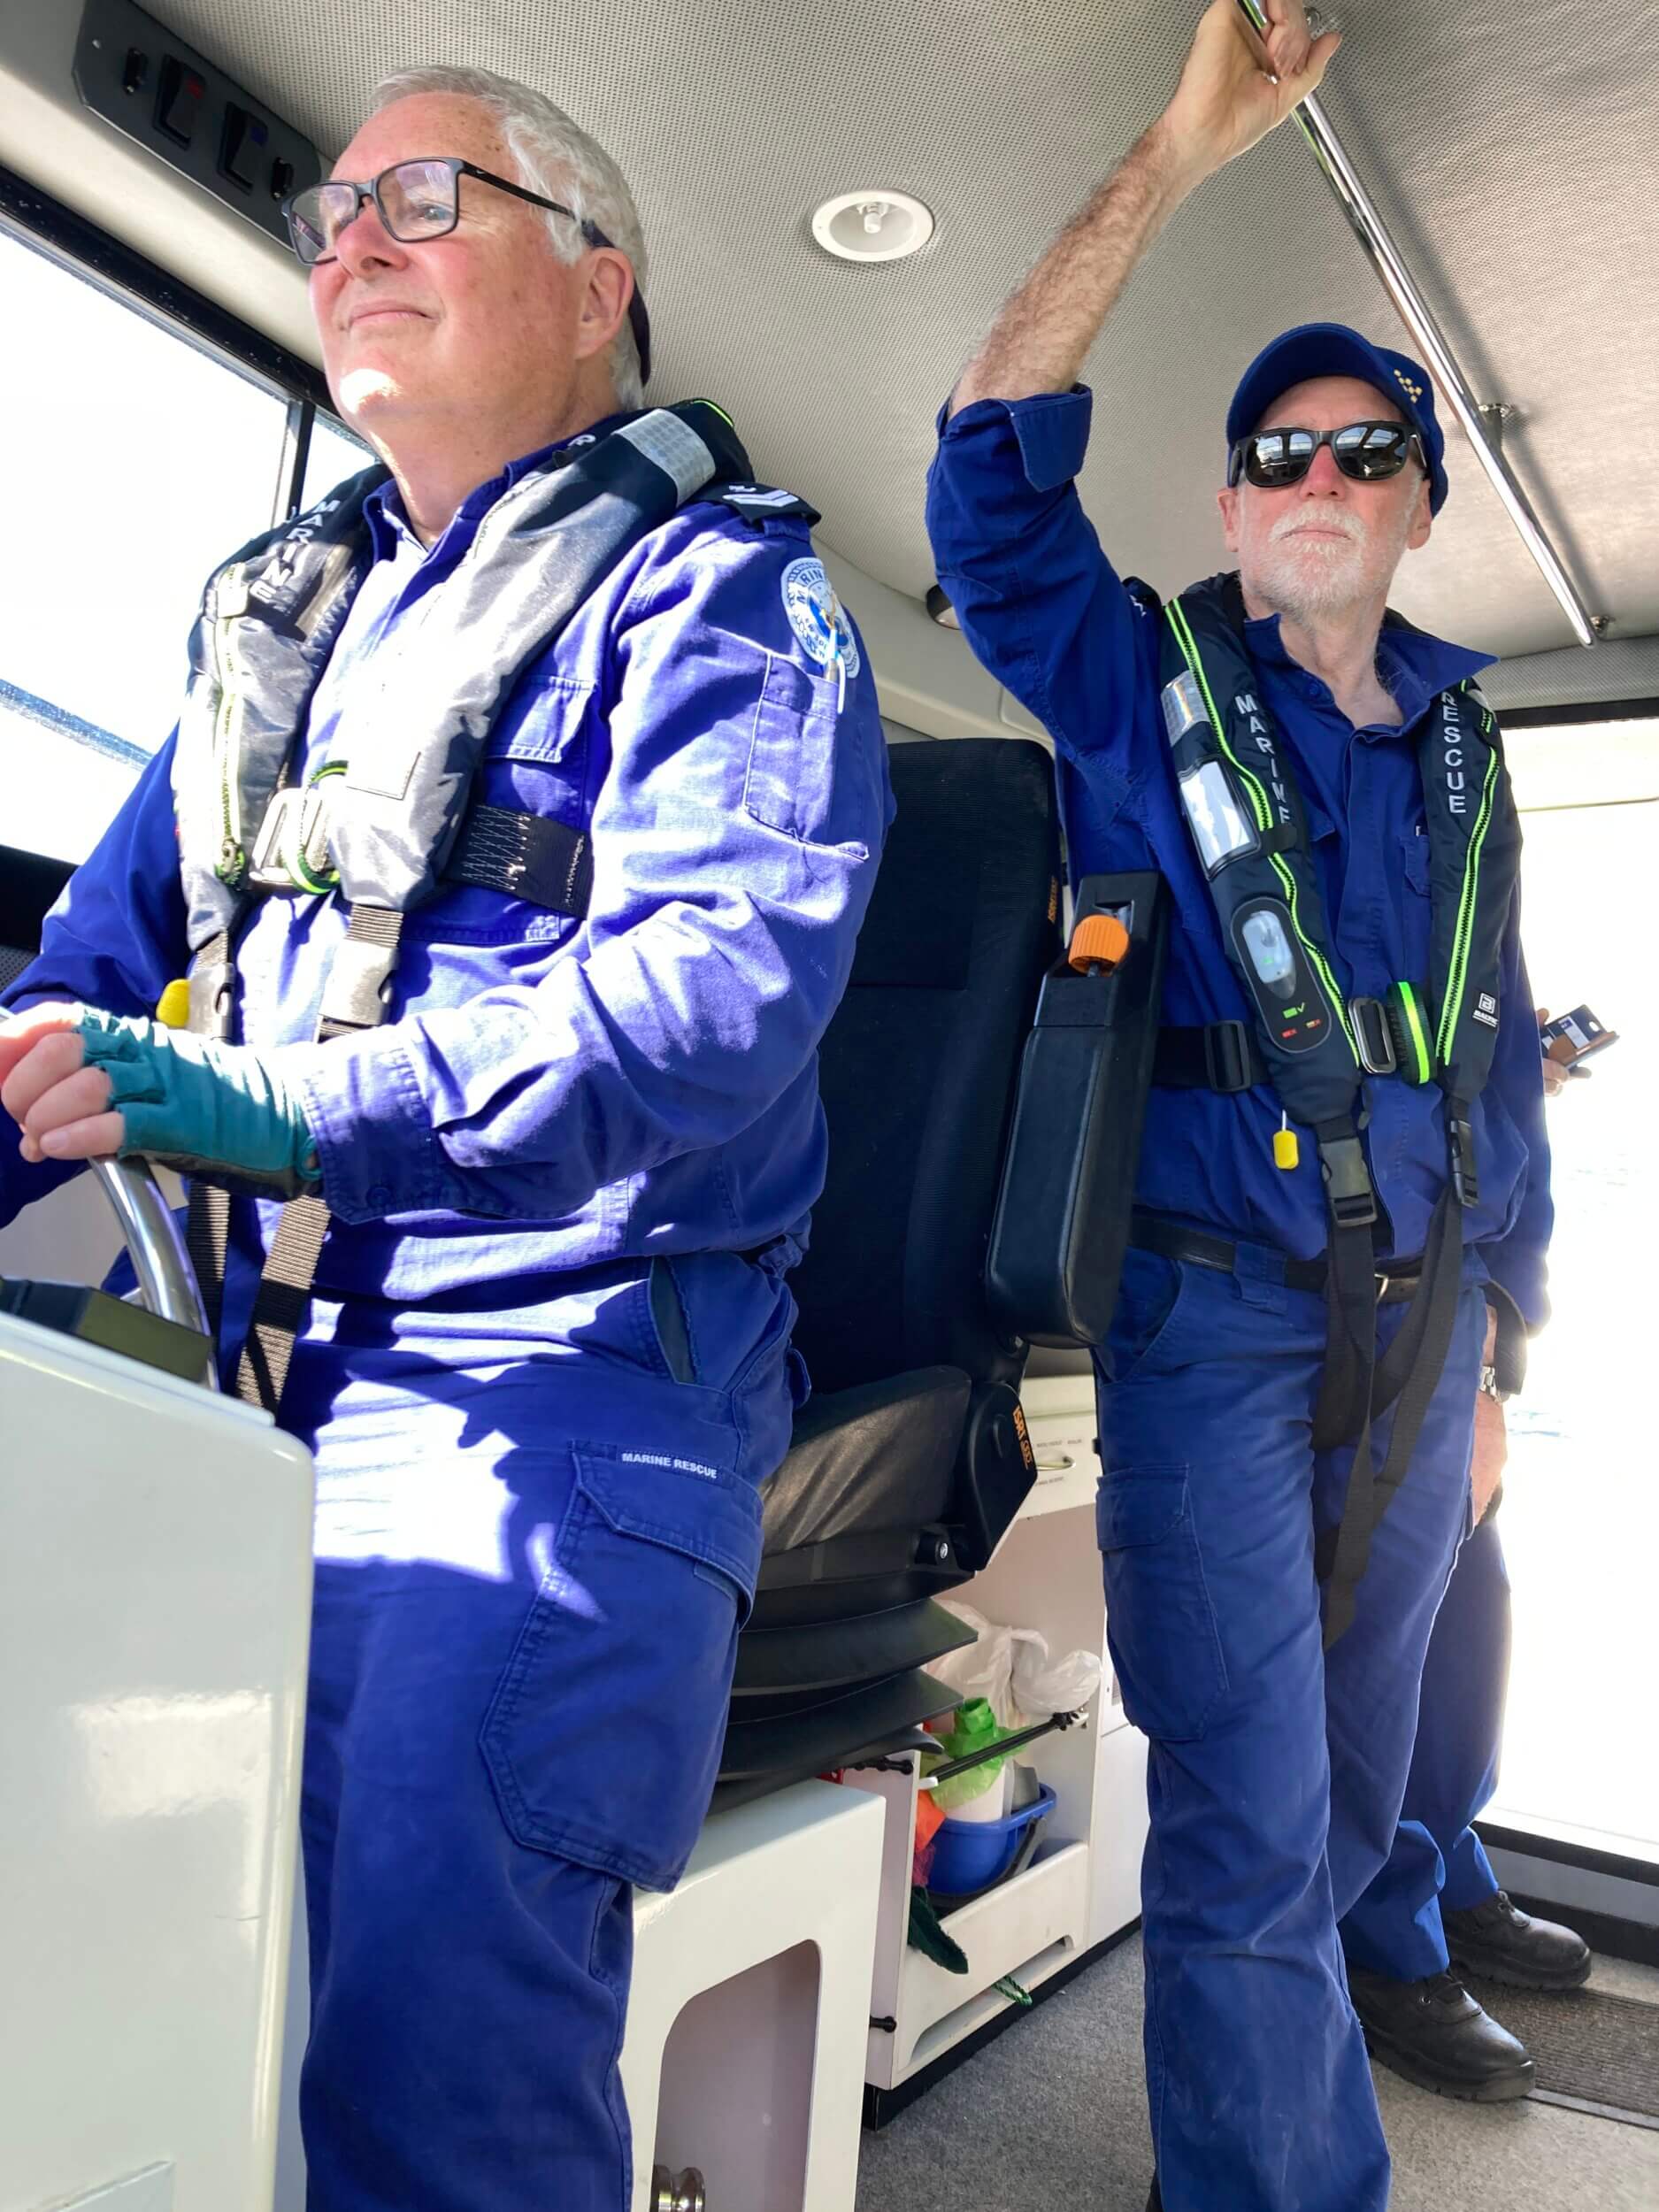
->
<box><xmin>788</xmin><ymin>738</ymin><xmax>1060</xmax><ymax>1397</ymax></box>
<box><xmin>0</xmin><ymin>842</ymin><xmax>73</xmax><ymax>992</ymax></box>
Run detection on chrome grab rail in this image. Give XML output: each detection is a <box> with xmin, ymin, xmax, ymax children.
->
<box><xmin>91</xmin><ymin>1156</ymin><xmax>218</xmax><ymax>1385</ymax></box>
<box><xmin>1237</xmin><ymin>0</ymin><xmax>1600</xmax><ymax>648</ymax></box>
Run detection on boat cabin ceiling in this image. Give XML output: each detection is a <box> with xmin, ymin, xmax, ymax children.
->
<box><xmin>3</xmin><ymin>1</ymin><xmax>1655</xmax><ymax>709</ymax></box>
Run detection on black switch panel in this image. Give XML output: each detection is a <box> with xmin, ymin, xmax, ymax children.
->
<box><xmin>220</xmin><ymin>102</ymin><xmax>268</xmax><ymax>194</ymax></box>
<box><xmin>73</xmin><ymin>0</ymin><xmax>322</xmax><ymax>251</ymax></box>
<box><xmin>155</xmin><ymin>53</ymin><xmax>205</xmax><ymax>148</ymax></box>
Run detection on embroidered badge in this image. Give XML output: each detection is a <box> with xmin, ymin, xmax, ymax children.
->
<box><xmin>780</xmin><ymin>557</ymin><xmax>861</xmax><ymax>677</ymax></box>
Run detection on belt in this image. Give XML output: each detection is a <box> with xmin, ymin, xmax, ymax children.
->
<box><xmin>1129</xmin><ymin>1210</ymin><xmax>1424</xmax><ymax>1302</ymax></box>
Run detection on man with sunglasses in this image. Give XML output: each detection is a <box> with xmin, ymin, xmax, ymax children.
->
<box><xmin>926</xmin><ymin>4</ymin><xmax>1550</xmax><ymax>2207</ymax></box>
<box><xmin>0</xmin><ymin>62</ymin><xmax>887</xmax><ymax>2212</ymax></box>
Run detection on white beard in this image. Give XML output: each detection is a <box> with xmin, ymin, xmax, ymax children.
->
<box><xmin>1249</xmin><ymin>501</ymin><xmax>1414</xmax><ymax>624</ymax></box>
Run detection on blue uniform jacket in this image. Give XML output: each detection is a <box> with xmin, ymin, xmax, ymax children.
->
<box><xmin>2</xmin><ymin>427</ymin><xmax>894</xmax><ymax>1340</ymax></box>
<box><xmin>927</xmin><ymin>388</ymin><xmax>1550</xmax><ymax>1328</ymax></box>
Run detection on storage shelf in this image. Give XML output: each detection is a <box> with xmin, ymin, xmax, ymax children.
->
<box><xmin>897</xmin><ymin>1839</ymin><xmax>1089</xmax><ymax>2070</ymax></box>
<box><xmin>851</xmin><ymin>1440</ymin><xmax>1149</xmax><ymax>2098</ymax></box>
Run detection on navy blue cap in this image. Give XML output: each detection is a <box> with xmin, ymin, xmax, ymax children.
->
<box><xmin>1226</xmin><ymin>321</ymin><xmax>1448</xmax><ymax>513</ymax></box>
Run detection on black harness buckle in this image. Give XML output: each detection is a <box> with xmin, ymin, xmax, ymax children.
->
<box><xmin>1203</xmin><ymin>1019</ymin><xmax>1256</xmax><ymax>1094</ymax></box>
<box><xmin>1447</xmin><ymin>1107</ymin><xmax>1479</xmax><ymax>1209</ymax></box>
<box><xmin>1318</xmin><ymin>1133</ymin><xmax>1379</xmax><ymax>1229</ymax></box>
<box><xmin>1349</xmin><ymin>995</ymin><xmax>1397</xmax><ymax>1077</ymax></box>
<box><xmin>187</xmin><ymin>958</ymin><xmax>235</xmax><ymax>1040</ymax></box>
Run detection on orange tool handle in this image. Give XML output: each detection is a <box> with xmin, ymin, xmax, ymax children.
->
<box><xmin>1066</xmin><ymin>912</ymin><xmax>1130</xmax><ymax>975</ymax></box>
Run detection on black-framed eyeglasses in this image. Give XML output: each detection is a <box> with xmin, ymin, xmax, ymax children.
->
<box><xmin>1228</xmin><ymin>420</ymin><xmax>1426</xmax><ymax>491</ymax></box>
<box><xmin>282</xmin><ymin>156</ymin><xmax>652</xmax><ymax>383</ymax></box>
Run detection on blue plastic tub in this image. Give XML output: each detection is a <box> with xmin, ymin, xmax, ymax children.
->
<box><xmin>927</xmin><ymin>1784</ymin><xmax>1057</xmax><ymax>1897</ymax></box>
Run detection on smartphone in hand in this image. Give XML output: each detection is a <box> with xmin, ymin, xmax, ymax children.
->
<box><xmin>1540</xmin><ymin>1004</ymin><xmax>1618</xmax><ymax>1074</ymax></box>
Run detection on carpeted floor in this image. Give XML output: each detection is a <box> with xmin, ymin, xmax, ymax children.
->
<box><xmin>855</xmin><ymin>1939</ymin><xmax>1659</xmax><ymax>2212</ymax></box>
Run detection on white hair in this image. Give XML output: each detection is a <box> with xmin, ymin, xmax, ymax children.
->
<box><xmin>371</xmin><ymin>64</ymin><xmax>648</xmax><ymax>409</ymax></box>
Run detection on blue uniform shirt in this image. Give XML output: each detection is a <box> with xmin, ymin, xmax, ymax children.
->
<box><xmin>3</xmin><ymin>421</ymin><xmax>893</xmax><ymax>1351</ymax></box>
<box><xmin>927</xmin><ymin>388</ymin><xmax>1550</xmax><ymax>1327</ymax></box>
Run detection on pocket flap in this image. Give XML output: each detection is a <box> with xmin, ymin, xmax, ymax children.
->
<box><xmin>1096</xmin><ymin>1465</ymin><xmax>1192</xmax><ymax>1551</ymax></box>
<box><xmin>574</xmin><ymin>1445</ymin><xmax>764</xmax><ymax>1599</ymax></box>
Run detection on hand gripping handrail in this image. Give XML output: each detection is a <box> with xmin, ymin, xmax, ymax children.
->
<box><xmin>1235</xmin><ymin>0</ymin><xmax>1600</xmax><ymax>648</ymax></box>
<box><xmin>91</xmin><ymin>1156</ymin><xmax>218</xmax><ymax>1386</ymax></box>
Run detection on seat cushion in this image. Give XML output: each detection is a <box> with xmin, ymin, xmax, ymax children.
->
<box><xmin>761</xmin><ymin>1365</ymin><xmax>970</xmax><ymax>1552</ymax></box>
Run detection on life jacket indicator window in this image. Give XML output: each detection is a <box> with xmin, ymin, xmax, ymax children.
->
<box><xmin>1179</xmin><ymin>761</ymin><xmax>1259</xmax><ymax>876</ymax></box>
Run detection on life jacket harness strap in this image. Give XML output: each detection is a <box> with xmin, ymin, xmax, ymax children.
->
<box><xmin>244</xmin><ymin>783</ymin><xmax>595</xmax><ymax>921</ymax></box>
<box><xmin>1153</xmin><ymin>996</ymin><xmax>1411</xmax><ymax>1094</ymax></box>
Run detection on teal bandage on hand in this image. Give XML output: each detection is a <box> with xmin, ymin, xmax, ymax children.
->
<box><xmin>75</xmin><ymin>1007</ymin><xmax>320</xmax><ymax>1197</ymax></box>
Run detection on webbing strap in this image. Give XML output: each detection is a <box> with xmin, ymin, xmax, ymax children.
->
<box><xmin>1314</xmin><ymin>1210</ymin><xmax>1379</xmax><ymax>1455</ymax></box>
<box><xmin>1317</xmin><ymin>1156</ymin><xmax>1467</xmax><ymax>1649</ymax></box>
<box><xmin>185</xmin><ymin>1180</ymin><xmax>229</xmax><ymax>1348</ymax></box>
<box><xmin>230</xmin><ymin>905</ymin><xmax>405</xmax><ymax>1417</ymax></box>
<box><xmin>181</xmin><ymin>926</ymin><xmax>236</xmax><ymax>1348</ymax></box>
<box><xmin>234</xmin><ymin>1191</ymin><xmax>330</xmax><ymax>1414</ymax></box>
<box><xmin>1310</xmin><ymin>1120</ymin><xmax>1378</xmax><ymax>1454</ymax></box>
<box><xmin>1153</xmin><ymin>1022</ymin><xmax>1268</xmax><ymax>1095</ymax></box>
<box><xmin>446</xmin><ymin>805</ymin><xmax>592</xmax><ymax>917</ymax></box>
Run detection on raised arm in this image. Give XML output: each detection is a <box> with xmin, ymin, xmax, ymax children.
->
<box><xmin>950</xmin><ymin>0</ymin><xmax>1339</xmax><ymax>416</ymax></box>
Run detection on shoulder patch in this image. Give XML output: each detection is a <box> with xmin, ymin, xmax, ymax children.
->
<box><xmin>780</xmin><ymin>557</ymin><xmax>862</xmax><ymax>677</ymax></box>
<box><xmin>720</xmin><ymin>483</ymin><xmax>819</xmax><ymax>522</ymax></box>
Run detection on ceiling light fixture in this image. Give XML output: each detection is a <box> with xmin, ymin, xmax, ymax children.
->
<box><xmin>811</xmin><ymin>190</ymin><xmax>934</xmax><ymax>264</ymax></box>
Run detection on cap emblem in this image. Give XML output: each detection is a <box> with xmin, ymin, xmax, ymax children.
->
<box><xmin>1394</xmin><ymin>368</ymin><xmax>1425</xmax><ymax>403</ymax></box>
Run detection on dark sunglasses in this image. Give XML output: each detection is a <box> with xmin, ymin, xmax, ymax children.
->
<box><xmin>282</xmin><ymin>156</ymin><xmax>652</xmax><ymax>383</ymax></box>
<box><xmin>1228</xmin><ymin>420</ymin><xmax>1426</xmax><ymax>490</ymax></box>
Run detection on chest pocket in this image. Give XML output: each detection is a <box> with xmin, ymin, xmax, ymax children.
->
<box><xmin>744</xmin><ymin>653</ymin><xmax>875</xmax><ymax>855</ymax></box>
<box><xmin>1402</xmin><ymin>822</ymin><xmax>1432</xmax><ymax>898</ymax></box>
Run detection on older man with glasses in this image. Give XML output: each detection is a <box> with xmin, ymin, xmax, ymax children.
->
<box><xmin>926</xmin><ymin>4</ymin><xmax>1552</xmax><ymax>2207</ymax></box>
<box><xmin>0</xmin><ymin>63</ymin><xmax>888</xmax><ymax>2212</ymax></box>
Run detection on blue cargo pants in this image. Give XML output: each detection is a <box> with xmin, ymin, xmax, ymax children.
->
<box><xmin>1339</xmin><ymin>1511</ymin><xmax>1509</xmax><ymax>1980</ymax></box>
<box><xmin>1096</xmin><ymin>1240</ymin><xmax>1485</xmax><ymax>2212</ymax></box>
<box><xmin>275</xmin><ymin>1263</ymin><xmax>795</xmax><ymax>2212</ymax></box>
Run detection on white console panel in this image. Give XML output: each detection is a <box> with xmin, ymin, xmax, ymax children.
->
<box><xmin>0</xmin><ymin>1311</ymin><xmax>314</xmax><ymax>2212</ymax></box>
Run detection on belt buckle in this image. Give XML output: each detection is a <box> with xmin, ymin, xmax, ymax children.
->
<box><xmin>248</xmin><ymin>783</ymin><xmax>337</xmax><ymax>895</ymax></box>
<box><xmin>1203</xmin><ymin>1018</ymin><xmax>1255</xmax><ymax>1094</ymax></box>
<box><xmin>1350</xmin><ymin>995</ymin><xmax>1397</xmax><ymax>1077</ymax></box>
<box><xmin>1374</xmin><ymin>1271</ymin><xmax>1391</xmax><ymax>1301</ymax></box>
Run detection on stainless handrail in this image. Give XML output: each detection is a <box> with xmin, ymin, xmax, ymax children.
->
<box><xmin>91</xmin><ymin>1156</ymin><xmax>218</xmax><ymax>1384</ymax></box>
<box><xmin>1238</xmin><ymin>1</ymin><xmax>1600</xmax><ymax>648</ymax></box>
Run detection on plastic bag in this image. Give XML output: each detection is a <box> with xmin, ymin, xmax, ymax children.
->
<box><xmin>911</xmin><ymin>1787</ymin><xmax>947</xmax><ymax>1887</ymax></box>
<box><xmin>933</xmin><ymin>1599</ymin><xmax>1102</xmax><ymax>1725</ymax></box>
<box><xmin>926</xmin><ymin>1697</ymin><xmax>1011</xmax><ymax>1815</ymax></box>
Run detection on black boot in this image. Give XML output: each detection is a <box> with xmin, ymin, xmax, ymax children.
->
<box><xmin>1443</xmin><ymin>1890</ymin><xmax>1593</xmax><ymax>1990</ymax></box>
<box><xmin>1348</xmin><ymin>1965</ymin><xmax>1534</xmax><ymax>2101</ymax></box>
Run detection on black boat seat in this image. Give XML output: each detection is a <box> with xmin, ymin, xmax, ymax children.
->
<box><xmin>760</xmin><ymin>1366</ymin><xmax>966</xmax><ymax>1551</ymax></box>
<box><xmin>718</xmin><ymin>738</ymin><xmax>1063</xmax><ymax>1805</ymax></box>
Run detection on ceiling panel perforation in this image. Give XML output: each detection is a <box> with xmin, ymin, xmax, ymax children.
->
<box><xmin>147</xmin><ymin>0</ymin><xmax>1656</xmax><ymax>659</ymax></box>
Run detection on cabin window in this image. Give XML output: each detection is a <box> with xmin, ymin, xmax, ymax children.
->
<box><xmin>0</xmin><ymin>224</ymin><xmax>293</xmax><ymax>863</ymax></box>
<box><xmin>1496</xmin><ymin>720</ymin><xmax>1657</xmax><ymax>1848</ymax></box>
